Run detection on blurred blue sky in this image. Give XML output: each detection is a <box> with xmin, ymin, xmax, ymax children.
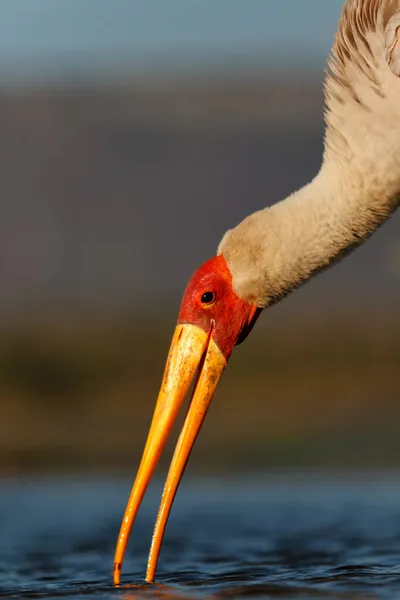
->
<box><xmin>0</xmin><ymin>0</ymin><xmax>345</xmax><ymax>84</ymax></box>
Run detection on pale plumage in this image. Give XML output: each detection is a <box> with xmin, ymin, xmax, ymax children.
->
<box><xmin>219</xmin><ymin>0</ymin><xmax>400</xmax><ymax>307</ymax></box>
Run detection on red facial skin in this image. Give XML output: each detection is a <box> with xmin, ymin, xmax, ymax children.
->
<box><xmin>178</xmin><ymin>255</ymin><xmax>262</xmax><ymax>359</ymax></box>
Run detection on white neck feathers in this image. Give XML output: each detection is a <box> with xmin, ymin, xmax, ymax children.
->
<box><xmin>218</xmin><ymin>0</ymin><xmax>400</xmax><ymax>307</ymax></box>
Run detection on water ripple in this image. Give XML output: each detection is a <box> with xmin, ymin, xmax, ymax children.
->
<box><xmin>2</xmin><ymin>474</ymin><xmax>400</xmax><ymax>599</ymax></box>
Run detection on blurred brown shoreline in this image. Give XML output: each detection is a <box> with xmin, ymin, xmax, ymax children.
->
<box><xmin>1</xmin><ymin>314</ymin><xmax>398</xmax><ymax>474</ymax></box>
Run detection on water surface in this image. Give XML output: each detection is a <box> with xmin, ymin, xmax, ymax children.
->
<box><xmin>2</xmin><ymin>473</ymin><xmax>400</xmax><ymax>599</ymax></box>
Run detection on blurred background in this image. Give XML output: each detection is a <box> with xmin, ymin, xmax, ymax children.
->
<box><xmin>1</xmin><ymin>0</ymin><xmax>399</xmax><ymax>476</ymax></box>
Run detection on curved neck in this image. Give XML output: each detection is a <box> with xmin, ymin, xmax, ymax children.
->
<box><xmin>219</xmin><ymin>0</ymin><xmax>400</xmax><ymax>308</ymax></box>
<box><xmin>218</xmin><ymin>160</ymin><xmax>399</xmax><ymax>307</ymax></box>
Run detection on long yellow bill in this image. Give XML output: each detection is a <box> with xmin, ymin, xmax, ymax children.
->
<box><xmin>113</xmin><ymin>323</ymin><xmax>226</xmax><ymax>584</ymax></box>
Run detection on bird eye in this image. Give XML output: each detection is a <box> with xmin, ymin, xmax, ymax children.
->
<box><xmin>201</xmin><ymin>291</ymin><xmax>216</xmax><ymax>305</ymax></box>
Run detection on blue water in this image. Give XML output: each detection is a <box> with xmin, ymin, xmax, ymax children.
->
<box><xmin>2</xmin><ymin>473</ymin><xmax>400</xmax><ymax>598</ymax></box>
<box><xmin>0</xmin><ymin>0</ymin><xmax>345</xmax><ymax>83</ymax></box>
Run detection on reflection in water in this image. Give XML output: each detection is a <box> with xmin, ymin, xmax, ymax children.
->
<box><xmin>2</xmin><ymin>473</ymin><xmax>400</xmax><ymax>599</ymax></box>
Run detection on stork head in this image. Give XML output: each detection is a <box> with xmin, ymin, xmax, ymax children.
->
<box><xmin>178</xmin><ymin>254</ymin><xmax>261</xmax><ymax>358</ymax></box>
<box><xmin>113</xmin><ymin>255</ymin><xmax>261</xmax><ymax>584</ymax></box>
